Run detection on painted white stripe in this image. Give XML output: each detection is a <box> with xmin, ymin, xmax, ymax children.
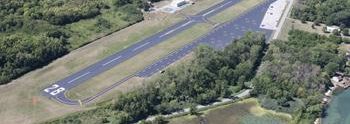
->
<box><xmin>133</xmin><ymin>42</ymin><xmax>150</xmax><ymax>51</ymax></box>
<box><xmin>67</xmin><ymin>72</ymin><xmax>90</xmax><ymax>84</ymax></box>
<box><xmin>102</xmin><ymin>56</ymin><xmax>122</xmax><ymax>66</ymax></box>
<box><xmin>202</xmin><ymin>1</ymin><xmax>232</xmax><ymax>16</ymax></box>
<box><xmin>159</xmin><ymin>21</ymin><xmax>193</xmax><ymax>38</ymax></box>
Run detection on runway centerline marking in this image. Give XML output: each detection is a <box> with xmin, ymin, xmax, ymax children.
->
<box><xmin>159</xmin><ymin>21</ymin><xmax>193</xmax><ymax>38</ymax></box>
<box><xmin>67</xmin><ymin>72</ymin><xmax>91</xmax><ymax>84</ymax></box>
<box><xmin>133</xmin><ymin>42</ymin><xmax>151</xmax><ymax>51</ymax></box>
<box><xmin>102</xmin><ymin>56</ymin><xmax>122</xmax><ymax>66</ymax></box>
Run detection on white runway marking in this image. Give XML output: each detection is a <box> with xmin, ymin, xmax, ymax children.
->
<box><xmin>159</xmin><ymin>21</ymin><xmax>193</xmax><ymax>38</ymax></box>
<box><xmin>67</xmin><ymin>72</ymin><xmax>91</xmax><ymax>84</ymax></box>
<box><xmin>133</xmin><ymin>42</ymin><xmax>150</xmax><ymax>51</ymax></box>
<box><xmin>102</xmin><ymin>56</ymin><xmax>122</xmax><ymax>66</ymax></box>
<box><xmin>202</xmin><ymin>1</ymin><xmax>232</xmax><ymax>16</ymax></box>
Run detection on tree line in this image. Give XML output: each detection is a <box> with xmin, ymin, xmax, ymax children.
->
<box><xmin>0</xmin><ymin>0</ymin><xmax>162</xmax><ymax>84</ymax></box>
<box><xmin>291</xmin><ymin>0</ymin><xmax>350</xmax><ymax>27</ymax></box>
<box><xmin>45</xmin><ymin>32</ymin><xmax>267</xmax><ymax>124</ymax></box>
<box><xmin>251</xmin><ymin>30</ymin><xmax>347</xmax><ymax>123</ymax></box>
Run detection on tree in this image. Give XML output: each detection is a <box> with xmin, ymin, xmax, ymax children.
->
<box><xmin>343</xmin><ymin>28</ymin><xmax>349</xmax><ymax>36</ymax></box>
<box><xmin>189</xmin><ymin>104</ymin><xmax>198</xmax><ymax>115</ymax></box>
<box><xmin>152</xmin><ymin>116</ymin><xmax>168</xmax><ymax>124</ymax></box>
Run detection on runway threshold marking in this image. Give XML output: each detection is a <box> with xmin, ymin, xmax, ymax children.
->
<box><xmin>159</xmin><ymin>21</ymin><xmax>193</xmax><ymax>38</ymax></box>
<box><xmin>202</xmin><ymin>1</ymin><xmax>232</xmax><ymax>17</ymax></box>
<box><xmin>67</xmin><ymin>72</ymin><xmax>91</xmax><ymax>84</ymax></box>
<box><xmin>133</xmin><ymin>42</ymin><xmax>151</xmax><ymax>51</ymax></box>
<box><xmin>102</xmin><ymin>56</ymin><xmax>122</xmax><ymax>66</ymax></box>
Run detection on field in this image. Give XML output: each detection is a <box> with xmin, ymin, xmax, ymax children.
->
<box><xmin>169</xmin><ymin>98</ymin><xmax>292</xmax><ymax>124</ymax></box>
<box><xmin>277</xmin><ymin>18</ymin><xmax>330</xmax><ymax>40</ymax></box>
<box><xmin>0</xmin><ymin>0</ymin><xmax>220</xmax><ymax>123</ymax></box>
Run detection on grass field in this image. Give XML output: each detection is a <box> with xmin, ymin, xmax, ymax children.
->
<box><xmin>169</xmin><ymin>98</ymin><xmax>292</xmax><ymax>124</ymax></box>
<box><xmin>0</xmin><ymin>1</ymin><xmax>220</xmax><ymax>123</ymax></box>
<box><xmin>208</xmin><ymin>0</ymin><xmax>264</xmax><ymax>24</ymax></box>
<box><xmin>277</xmin><ymin>18</ymin><xmax>330</xmax><ymax>40</ymax></box>
<box><xmin>66</xmin><ymin>23</ymin><xmax>213</xmax><ymax>100</ymax></box>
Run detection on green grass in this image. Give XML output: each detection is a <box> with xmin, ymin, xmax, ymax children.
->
<box><xmin>208</xmin><ymin>0</ymin><xmax>264</xmax><ymax>24</ymax></box>
<box><xmin>169</xmin><ymin>98</ymin><xmax>292</xmax><ymax>124</ymax></box>
<box><xmin>277</xmin><ymin>18</ymin><xmax>331</xmax><ymax>40</ymax></box>
<box><xmin>67</xmin><ymin>11</ymin><xmax>132</xmax><ymax>50</ymax></box>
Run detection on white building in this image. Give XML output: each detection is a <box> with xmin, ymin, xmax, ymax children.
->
<box><xmin>160</xmin><ymin>0</ymin><xmax>192</xmax><ymax>13</ymax></box>
<box><xmin>326</xmin><ymin>26</ymin><xmax>340</xmax><ymax>33</ymax></box>
<box><xmin>260</xmin><ymin>0</ymin><xmax>289</xmax><ymax>30</ymax></box>
<box><xmin>171</xmin><ymin>0</ymin><xmax>189</xmax><ymax>7</ymax></box>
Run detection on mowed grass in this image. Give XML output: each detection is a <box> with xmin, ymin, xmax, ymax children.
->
<box><xmin>208</xmin><ymin>0</ymin><xmax>264</xmax><ymax>24</ymax></box>
<box><xmin>169</xmin><ymin>98</ymin><xmax>292</xmax><ymax>124</ymax></box>
<box><xmin>66</xmin><ymin>23</ymin><xmax>213</xmax><ymax>100</ymax></box>
<box><xmin>277</xmin><ymin>18</ymin><xmax>330</xmax><ymax>40</ymax></box>
<box><xmin>181</xmin><ymin>0</ymin><xmax>224</xmax><ymax>15</ymax></box>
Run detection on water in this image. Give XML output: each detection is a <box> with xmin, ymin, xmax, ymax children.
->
<box><xmin>323</xmin><ymin>89</ymin><xmax>350</xmax><ymax>124</ymax></box>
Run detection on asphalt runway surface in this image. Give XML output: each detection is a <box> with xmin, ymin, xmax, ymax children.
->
<box><xmin>42</xmin><ymin>0</ymin><xmax>277</xmax><ymax>105</ymax></box>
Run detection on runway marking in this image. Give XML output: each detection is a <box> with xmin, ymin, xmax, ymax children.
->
<box><xmin>202</xmin><ymin>1</ymin><xmax>232</xmax><ymax>16</ymax></box>
<box><xmin>102</xmin><ymin>56</ymin><xmax>122</xmax><ymax>66</ymax></box>
<box><xmin>159</xmin><ymin>21</ymin><xmax>193</xmax><ymax>38</ymax></box>
<box><xmin>133</xmin><ymin>42</ymin><xmax>150</xmax><ymax>51</ymax></box>
<box><xmin>67</xmin><ymin>72</ymin><xmax>91</xmax><ymax>84</ymax></box>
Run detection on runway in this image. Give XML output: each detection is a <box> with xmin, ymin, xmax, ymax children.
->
<box><xmin>42</xmin><ymin>0</ymin><xmax>279</xmax><ymax>105</ymax></box>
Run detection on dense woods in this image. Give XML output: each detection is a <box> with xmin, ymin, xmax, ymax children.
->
<box><xmin>291</xmin><ymin>0</ymin><xmax>350</xmax><ymax>27</ymax></box>
<box><xmin>45</xmin><ymin>32</ymin><xmax>267</xmax><ymax>124</ymax></box>
<box><xmin>0</xmin><ymin>0</ymin><xmax>159</xmax><ymax>84</ymax></box>
<box><xmin>251</xmin><ymin>30</ymin><xmax>347</xmax><ymax>122</ymax></box>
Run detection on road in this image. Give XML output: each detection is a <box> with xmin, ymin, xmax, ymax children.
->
<box><xmin>42</xmin><ymin>0</ymin><xmax>279</xmax><ymax>105</ymax></box>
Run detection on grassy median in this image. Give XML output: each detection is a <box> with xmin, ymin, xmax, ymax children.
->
<box><xmin>209</xmin><ymin>0</ymin><xmax>264</xmax><ymax>24</ymax></box>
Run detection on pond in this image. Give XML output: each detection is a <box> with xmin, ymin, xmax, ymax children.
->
<box><xmin>323</xmin><ymin>89</ymin><xmax>350</xmax><ymax>124</ymax></box>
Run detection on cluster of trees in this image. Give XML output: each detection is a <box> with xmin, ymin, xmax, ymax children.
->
<box><xmin>291</xmin><ymin>0</ymin><xmax>350</xmax><ymax>27</ymax></box>
<box><xmin>251</xmin><ymin>30</ymin><xmax>347</xmax><ymax>122</ymax></box>
<box><xmin>0</xmin><ymin>32</ymin><xmax>68</xmax><ymax>84</ymax></box>
<box><xmin>0</xmin><ymin>0</ymin><xmax>163</xmax><ymax>84</ymax></box>
<box><xmin>114</xmin><ymin>0</ymin><xmax>161</xmax><ymax>11</ymax></box>
<box><xmin>46</xmin><ymin>32</ymin><xmax>267</xmax><ymax>124</ymax></box>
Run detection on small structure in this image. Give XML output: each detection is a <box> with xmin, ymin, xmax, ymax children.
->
<box><xmin>325</xmin><ymin>90</ymin><xmax>332</xmax><ymax>97</ymax></box>
<box><xmin>172</xmin><ymin>0</ymin><xmax>188</xmax><ymax>7</ymax></box>
<box><xmin>322</xmin><ymin>97</ymin><xmax>331</xmax><ymax>104</ymax></box>
<box><xmin>326</xmin><ymin>26</ymin><xmax>340</xmax><ymax>33</ymax></box>
<box><xmin>314</xmin><ymin>118</ymin><xmax>321</xmax><ymax>124</ymax></box>
<box><xmin>331</xmin><ymin>76</ymin><xmax>350</xmax><ymax>89</ymax></box>
<box><xmin>160</xmin><ymin>0</ymin><xmax>192</xmax><ymax>13</ymax></box>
